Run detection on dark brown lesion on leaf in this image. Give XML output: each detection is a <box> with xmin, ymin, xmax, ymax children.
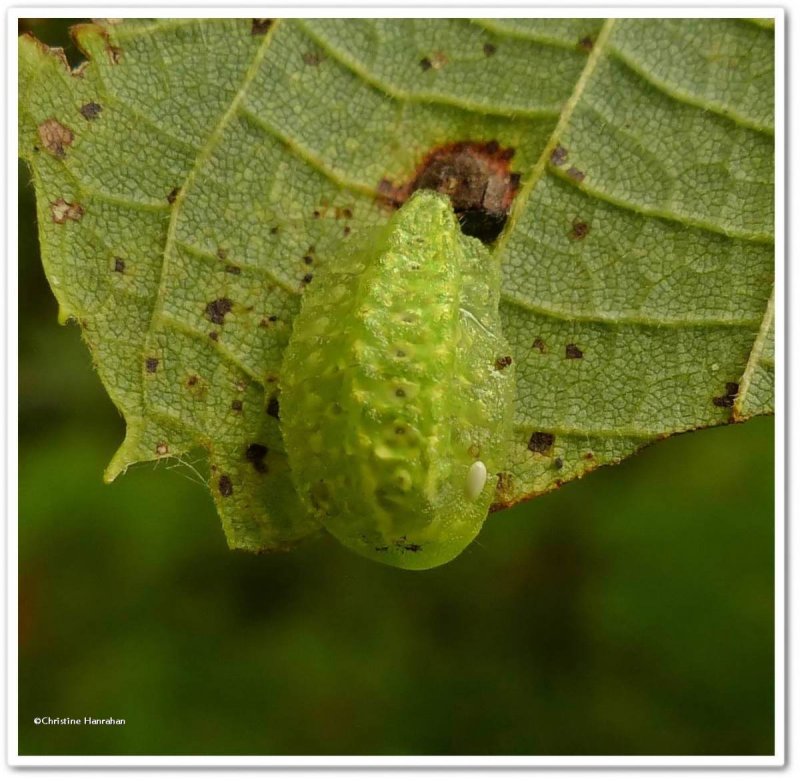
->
<box><xmin>713</xmin><ymin>382</ymin><xmax>739</xmax><ymax>408</ymax></box>
<box><xmin>145</xmin><ymin>357</ymin><xmax>159</xmax><ymax>373</ymax></box>
<box><xmin>496</xmin><ymin>471</ymin><xmax>514</xmax><ymax>495</ymax></box>
<box><xmin>483</xmin><ymin>42</ymin><xmax>497</xmax><ymax>57</ymax></box>
<box><xmin>419</xmin><ymin>51</ymin><xmax>448</xmax><ymax>70</ymax></box>
<box><xmin>79</xmin><ymin>101</ymin><xmax>103</xmax><ymax>120</ymax></box>
<box><xmin>550</xmin><ymin>144</ymin><xmax>568</xmax><ymax>166</ymax></box>
<box><xmin>167</xmin><ymin>187</ymin><xmax>180</xmax><ymax>204</ymax></box>
<box><xmin>528</xmin><ymin>431</ymin><xmax>556</xmax><ymax>455</ymax></box>
<box><xmin>566</xmin><ymin>166</ymin><xmax>586</xmax><ymax>183</ymax></box>
<box><xmin>245</xmin><ymin>443</ymin><xmax>269</xmax><ymax>473</ymax></box>
<box><xmin>251</xmin><ymin>19</ymin><xmax>273</xmax><ymax>36</ymax></box>
<box><xmin>494</xmin><ymin>355</ymin><xmax>513</xmax><ymax>370</ymax></box>
<box><xmin>578</xmin><ymin>35</ymin><xmax>595</xmax><ymax>52</ymax></box>
<box><xmin>205</xmin><ymin>298</ymin><xmax>233</xmax><ymax>325</ymax></box>
<box><xmin>532</xmin><ymin>337</ymin><xmax>547</xmax><ymax>353</ymax></box>
<box><xmin>113</xmin><ymin>257</ymin><xmax>126</xmax><ymax>273</ymax></box>
<box><xmin>218</xmin><ymin>474</ymin><xmax>234</xmax><ymax>497</ymax></box>
<box><xmin>377</xmin><ymin>140</ymin><xmax>521</xmax><ymax>243</ymax></box>
<box><xmin>267</xmin><ymin>396</ymin><xmax>280</xmax><ymax>419</ymax></box>
<box><xmin>37</xmin><ymin>118</ymin><xmax>74</xmax><ymax>159</ymax></box>
<box><xmin>231</xmin><ymin>399</ymin><xmax>243</xmax><ymax>412</ymax></box>
<box><xmin>565</xmin><ymin>343</ymin><xmax>584</xmax><ymax>359</ymax></box>
<box><xmin>155</xmin><ymin>442</ymin><xmax>169</xmax><ymax>456</ymax></box>
<box><xmin>569</xmin><ymin>219</ymin><xmax>590</xmax><ymax>240</ymax></box>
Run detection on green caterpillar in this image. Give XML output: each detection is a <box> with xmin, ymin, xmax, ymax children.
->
<box><xmin>280</xmin><ymin>190</ymin><xmax>515</xmax><ymax>569</ymax></box>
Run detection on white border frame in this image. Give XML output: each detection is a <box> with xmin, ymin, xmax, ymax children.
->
<box><xmin>4</xmin><ymin>3</ymin><xmax>786</xmax><ymax>770</ymax></box>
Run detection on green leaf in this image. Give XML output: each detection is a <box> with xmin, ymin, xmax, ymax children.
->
<box><xmin>18</xmin><ymin>18</ymin><xmax>774</xmax><ymax>553</ymax></box>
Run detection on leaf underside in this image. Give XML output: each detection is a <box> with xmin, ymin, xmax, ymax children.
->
<box><xmin>19</xmin><ymin>18</ymin><xmax>775</xmax><ymax>552</ymax></box>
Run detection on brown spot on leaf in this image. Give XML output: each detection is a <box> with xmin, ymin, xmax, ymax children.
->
<box><xmin>79</xmin><ymin>101</ymin><xmax>102</xmax><ymax>120</ymax></box>
<box><xmin>209</xmin><ymin>331</ymin><xmax>219</xmax><ymax>341</ymax></box>
<box><xmin>37</xmin><ymin>119</ymin><xmax>74</xmax><ymax>159</ymax></box>
<box><xmin>245</xmin><ymin>443</ymin><xmax>269</xmax><ymax>473</ymax></box>
<box><xmin>419</xmin><ymin>57</ymin><xmax>432</xmax><ymax>70</ymax></box>
<box><xmin>565</xmin><ymin>344</ymin><xmax>584</xmax><ymax>360</ymax></box>
<box><xmin>496</xmin><ymin>471</ymin><xmax>513</xmax><ymax>494</ymax></box>
<box><xmin>566</xmin><ymin>166</ymin><xmax>586</xmax><ymax>182</ymax></box>
<box><xmin>302</xmin><ymin>51</ymin><xmax>324</xmax><ymax>66</ymax></box>
<box><xmin>205</xmin><ymin>298</ymin><xmax>233</xmax><ymax>325</ymax></box>
<box><xmin>343</xmin><ymin>225</ymin><xmax>351</xmax><ymax>236</ymax></box>
<box><xmin>167</xmin><ymin>187</ymin><xmax>180</xmax><ymax>204</ymax></box>
<box><xmin>713</xmin><ymin>382</ymin><xmax>739</xmax><ymax>408</ymax></box>
<box><xmin>187</xmin><ymin>375</ymin><xmax>199</xmax><ymax>387</ymax></box>
<box><xmin>570</xmin><ymin>219</ymin><xmax>590</xmax><ymax>240</ymax></box>
<box><xmin>218</xmin><ymin>474</ymin><xmax>233</xmax><ymax>497</ymax></box>
<box><xmin>225</xmin><ymin>265</ymin><xmax>241</xmax><ymax>275</ymax></box>
<box><xmin>550</xmin><ymin>144</ymin><xmax>568</xmax><ymax>166</ymax></box>
<box><xmin>429</xmin><ymin>51</ymin><xmax>448</xmax><ymax>70</ymax></box>
<box><xmin>155</xmin><ymin>442</ymin><xmax>169</xmax><ymax>456</ymax></box>
<box><xmin>528</xmin><ymin>431</ymin><xmax>556</xmax><ymax>455</ymax></box>
<box><xmin>302</xmin><ymin>273</ymin><xmax>314</xmax><ymax>285</ymax></box>
<box><xmin>378</xmin><ymin>140</ymin><xmax>521</xmax><ymax>243</ymax></box>
<box><xmin>553</xmin><ymin>457</ymin><xmax>564</xmax><ymax>470</ymax></box>
<box><xmin>50</xmin><ymin>199</ymin><xmax>84</xmax><ymax>224</ymax></box>
<box><xmin>145</xmin><ymin>357</ymin><xmax>159</xmax><ymax>373</ymax></box>
<box><xmin>483</xmin><ymin>42</ymin><xmax>497</xmax><ymax>57</ymax></box>
<box><xmin>532</xmin><ymin>337</ymin><xmax>547</xmax><ymax>353</ymax></box>
<box><xmin>216</xmin><ymin>247</ymin><xmax>228</xmax><ymax>260</ymax></box>
<box><xmin>113</xmin><ymin>257</ymin><xmax>125</xmax><ymax>273</ymax></box>
<box><xmin>494</xmin><ymin>355</ymin><xmax>513</xmax><ymax>370</ymax></box>
<box><xmin>231</xmin><ymin>399</ymin><xmax>243</xmax><ymax>412</ymax></box>
<box><xmin>578</xmin><ymin>36</ymin><xmax>594</xmax><ymax>52</ymax></box>
<box><xmin>267</xmin><ymin>396</ymin><xmax>280</xmax><ymax>419</ymax></box>
<box><xmin>251</xmin><ymin>19</ymin><xmax>273</xmax><ymax>35</ymax></box>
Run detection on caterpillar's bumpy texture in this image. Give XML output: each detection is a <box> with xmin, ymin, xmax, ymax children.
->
<box><xmin>280</xmin><ymin>191</ymin><xmax>515</xmax><ymax>569</ymax></box>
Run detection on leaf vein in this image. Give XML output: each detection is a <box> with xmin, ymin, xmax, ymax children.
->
<box><xmin>296</xmin><ymin>19</ymin><xmax>562</xmax><ymax>119</ymax></box>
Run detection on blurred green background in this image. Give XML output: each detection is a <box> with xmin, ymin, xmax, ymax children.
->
<box><xmin>18</xmin><ymin>19</ymin><xmax>775</xmax><ymax>757</ymax></box>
